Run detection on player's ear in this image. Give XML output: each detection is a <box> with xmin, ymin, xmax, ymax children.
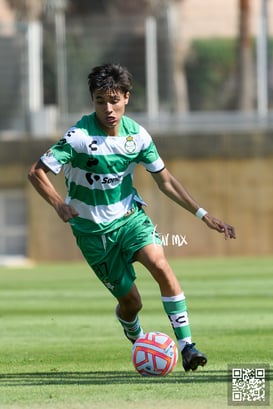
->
<box><xmin>124</xmin><ymin>91</ymin><xmax>130</xmax><ymax>105</ymax></box>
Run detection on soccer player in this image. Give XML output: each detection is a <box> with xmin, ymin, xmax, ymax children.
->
<box><xmin>28</xmin><ymin>63</ymin><xmax>236</xmax><ymax>372</ymax></box>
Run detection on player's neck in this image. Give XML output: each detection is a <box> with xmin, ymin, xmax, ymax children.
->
<box><xmin>107</xmin><ymin>127</ymin><xmax>119</xmax><ymax>136</ymax></box>
<box><xmin>100</xmin><ymin>122</ymin><xmax>120</xmax><ymax>136</ymax></box>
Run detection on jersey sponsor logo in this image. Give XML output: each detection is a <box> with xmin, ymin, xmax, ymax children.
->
<box><xmin>85</xmin><ymin>173</ymin><xmax>122</xmax><ymax>186</ymax></box>
<box><xmin>85</xmin><ymin>173</ymin><xmax>100</xmax><ymax>185</ymax></box>
<box><xmin>101</xmin><ymin>175</ymin><xmax>122</xmax><ymax>184</ymax></box>
<box><xmin>124</xmin><ymin>135</ymin><xmax>136</xmax><ymax>153</ymax></box>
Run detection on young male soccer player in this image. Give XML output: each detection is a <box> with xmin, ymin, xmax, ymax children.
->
<box><xmin>28</xmin><ymin>63</ymin><xmax>236</xmax><ymax>372</ymax></box>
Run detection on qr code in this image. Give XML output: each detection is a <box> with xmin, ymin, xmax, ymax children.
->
<box><xmin>228</xmin><ymin>365</ymin><xmax>270</xmax><ymax>406</ymax></box>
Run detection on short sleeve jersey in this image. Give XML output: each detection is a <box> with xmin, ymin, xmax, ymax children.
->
<box><xmin>41</xmin><ymin>113</ymin><xmax>165</xmax><ymax>234</ymax></box>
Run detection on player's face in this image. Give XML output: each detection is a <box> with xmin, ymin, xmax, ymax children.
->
<box><xmin>92</xmin><ymin>89</ymin><xmax>130</xmax><ymax>136</ymax></box>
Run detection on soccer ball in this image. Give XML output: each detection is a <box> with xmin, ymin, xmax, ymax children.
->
<box><xmin>132</xmin><ymin>332</ymin><xmax>178</xmax><ymax>376</ymax></box>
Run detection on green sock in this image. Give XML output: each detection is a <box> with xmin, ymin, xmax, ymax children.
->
<box><xmin>162</xmin><ymin>293</ymin><xmax>192</xmax><ymax>351</ymax></box>
<box><xmin>115</xmin><ymin>308</ymin><xmax>144</xmax><ymax>342</ymax></box>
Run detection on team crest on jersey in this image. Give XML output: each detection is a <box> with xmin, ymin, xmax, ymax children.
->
<box><xmin>124</xmin><ymin>136</ymin><xmax>136</xmax><ymax>153</ymax></box>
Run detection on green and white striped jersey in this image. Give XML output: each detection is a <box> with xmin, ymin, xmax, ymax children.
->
<box><xmin>41</xmin><ymin>113</ymin><xmax>165</xmax><ymax>234</ymax></box>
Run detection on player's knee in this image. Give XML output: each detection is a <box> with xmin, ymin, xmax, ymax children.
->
<box><xmin>152</xmin><ymin>256</ymin><xmax>170</xmax><ymax>276</ymax></box>
<box><xmin>149</xmin><ymin>256</ymin><xmax>179</xmax><ymax>290</ymax></box>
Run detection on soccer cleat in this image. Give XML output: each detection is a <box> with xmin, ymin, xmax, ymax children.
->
<box><xmin>182</xmin><ymin>343</ymin><xmax>207</xmax><ymax>372</ymax></box>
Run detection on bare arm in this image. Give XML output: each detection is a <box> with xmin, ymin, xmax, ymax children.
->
<box><xmin>152</xmin><ymin>168</ymin><xmax>236</xmax><ymax>240</ymax></box>
<box><xmin>28</xmin><ymin>160</ymin><xmax>79</xmax><ymax>222</ymax></box>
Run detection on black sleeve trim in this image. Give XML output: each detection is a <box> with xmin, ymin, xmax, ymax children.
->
<box><xmin>147</xmin><ymin>166</ymin><xmax>165</xmax><ymax>174</ymax></box>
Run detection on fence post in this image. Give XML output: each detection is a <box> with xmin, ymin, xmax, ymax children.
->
<box><xmin>27</xmin><ymin>21</ymin><xmax>43</xmax><ymax>113</ymax></box>
<box><xmin>55</xmin><ymin>6</ymin><xmax>68</xmax><ymax>119</ymax></box>
<box><xmin>256</xmin><ymin>0</ymin><xmax>269</xmax><ymax>119</ymax></box>
<box><xmin>145</xmin><ymin>16</ymin><xmax>159</xmax><ymax>119</ymax></box>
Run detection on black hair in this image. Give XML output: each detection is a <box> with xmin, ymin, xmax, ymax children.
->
<box><xmin>88</xmin><ymin>63</ymin><xmax>132</xmax><ymax>97</ymax></box>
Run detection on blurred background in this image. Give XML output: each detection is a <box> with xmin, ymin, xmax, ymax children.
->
<box><xmin>0</xmin><ymin>0</ymin><xmax>272</xmax><ymax>264</ymax></box>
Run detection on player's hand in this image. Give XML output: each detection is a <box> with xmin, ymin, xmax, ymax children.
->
<box><xmin>55</xmin><ymin>203</ymin><xmax>79</xmax><ymax>222</ymax></box>
<box><xmin>203</xmin><ymin>214</ymin><xmax>236</xmax><ymax>240</ymax></box>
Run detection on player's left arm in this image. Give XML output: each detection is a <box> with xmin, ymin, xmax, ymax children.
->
<box><xmin>151</xmin><ymin>167</ymin><xmax>236</xmax><ymax>240</ymax></box>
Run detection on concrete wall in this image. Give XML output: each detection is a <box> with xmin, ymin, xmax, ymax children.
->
<box><xmin>136</xmin><ymin>155</ymin><xmax>273</xmax><ymax>258</ymax></box>
<box><xmin>1</xmin><ymin>130</ymin><xmax>273</xmax><ymax>261</ymax></box>
<box><xmin>181</xmin><ymin>0</ymin><xmax>273</xmax><ymax>39</ymax></box>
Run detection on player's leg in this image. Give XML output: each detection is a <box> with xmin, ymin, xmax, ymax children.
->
<box><xmin>90</xmin><ymin>258</ymin><xmax>145</xmax><ymax>344</ymax></box>
<box><xmin>75</xmin><ymin>232</ymin><xmax>145</xmax><ymax>343</ymax></box>
<box><xmin>134</xmin><ymin>243</ymin><xmax>192</xmax><ymax>347</ymax></box>
<box><xmin>135</xmin><ymin>243</ymin><xmax>207</xmax><ymax>371</ymax></box>
<box><xmin>116</xmin><ymin>282</ymin><xmax>142</xmax><ymax>321</ymax></box>
<box><xmin>115</xmin><ymin>283</ymin><xmax>145</xmax><ymax>343</ymax></box>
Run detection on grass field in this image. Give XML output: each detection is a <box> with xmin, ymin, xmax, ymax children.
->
<box><xmin>0</xmin><ymin>257</ymin><xmax>272</xmax><ymax>409</ymax></box>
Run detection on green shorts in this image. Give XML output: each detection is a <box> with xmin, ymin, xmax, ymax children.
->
<box><xmin>75</xmin><ymin>207</ymin><xmax>162</xmax><ymax>298</ymax></box>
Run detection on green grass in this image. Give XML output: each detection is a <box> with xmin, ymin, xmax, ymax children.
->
<box><xmin>0</xmin><ymin>257</ymin><xmax>272</xmax><ymax>409</ymax></box>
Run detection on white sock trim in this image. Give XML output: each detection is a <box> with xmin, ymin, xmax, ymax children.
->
<box><xmin>161</xmin><ymin>293</ymin><xmax>185</xmax><ymax>302</ymax></box>
<box><xmin>115</xmin><ymin>305</ymin><xmax>138</xmax><ymax>325</ymax></box>
<box><xmin>178</xmin><ymin>338</ymin><xmax>192</xmax><ymax>351</ymax></box>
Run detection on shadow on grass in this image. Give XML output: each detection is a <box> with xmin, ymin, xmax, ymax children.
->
<box><xmin>0</xmin><ymin>370</ymin><xmax>231</xmax><ymax>386</ymax></box>
<box><xmin>1</xmin><ymin>369</ymin><xmax>272</xmax><ymax>387</ymax></box>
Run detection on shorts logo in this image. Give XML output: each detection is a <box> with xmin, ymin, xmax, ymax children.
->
<box><xmin>103</xmin><ymin>281</ymin><xmax>115</xmax><ymax>291</ymax></box>
<box><xmin>124</xmin><ymin>136</ymin><xmax>136</xmax><ymax>153</ymax></box>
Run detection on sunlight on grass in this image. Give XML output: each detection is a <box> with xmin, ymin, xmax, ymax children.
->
<box><xmin>0</xmin><ymin>257</ymin><xmax>272</xmax><ymax>408</ymax></box>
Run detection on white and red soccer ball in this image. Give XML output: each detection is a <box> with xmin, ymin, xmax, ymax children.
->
<box><xmin>132</xmin><ymin>332</ymin><xmax>178</xmax><ymax>376</ymax></box>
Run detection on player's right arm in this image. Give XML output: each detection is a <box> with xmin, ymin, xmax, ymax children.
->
<box><xmin>28</xmin><ymin>159</ymin><xmax>79</xmax><ymax>223</ymax></box>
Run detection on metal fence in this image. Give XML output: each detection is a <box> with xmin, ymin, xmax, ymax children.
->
<box><xmin>44</xmin><ymin>13</ymin><xmax>177</xmax><ymax>125</ymax></box>
<box><xmin>0</xmin><ymin>11</ymin><xmax>273</xmax><ymax>138</ymax></box>
<box><xmin>0</xmin><ymin>15</ymin><xmax>170</xmax><ymax>137</ymax></box>
<box><xmin>0</xmin><ymin>23</ymin><xmax>28</xmax><ymax>136</ymax></box>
